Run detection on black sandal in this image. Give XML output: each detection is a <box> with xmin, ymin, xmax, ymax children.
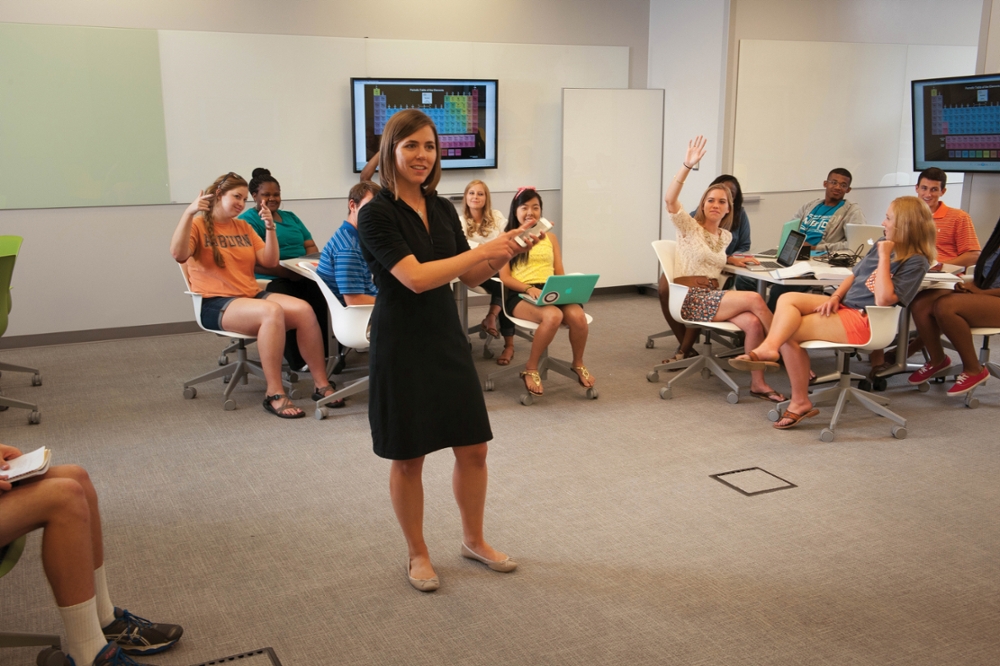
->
<box><xmin>311</xmin><ymin>384</ymin><xmax>346</xmax><ymax>408</ymax></box>
<box><xmin>263</xmin><ymin>394</ymin><xmax>305</xmax><ymax>419</ymax></box>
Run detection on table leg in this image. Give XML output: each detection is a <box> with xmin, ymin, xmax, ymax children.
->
<box><xmin>454</xmin><ymin>281</ymin><xmax>469</xmax><ymax>341</ymax></box>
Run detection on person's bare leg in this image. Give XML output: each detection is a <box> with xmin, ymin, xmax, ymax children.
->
<box><xmin>714</xmin><ymin>291</ymin><xmax>773</xmax><ymax>332</ymax></box>
<box><xmin>512</xmin><ymin>302</ymin><xmax>563</xmax><ymax>393</ymax></box>
<box><xmin>267</xmin><ymin>293</ymin><xmax>332</xmax><ymax>390</ymax></box>
<box><xmin>911</xmin><ymin>289</ymin><xmax>951</xmax><ymax>365</ymax></box>
<box><xmin>452</xmin><ymin>444</ymin><xmax>507</xmax><ymax>562</ymax></box>
<box><xmin>934</xmin><ymin>293</ymin><xmax>1000</xmax><ymax>373</ymax></box>
<box><xmin>746</xmin><ymin>293</ymin><xmax>831</xmax><ymax>361</ymax></box>
<box><xmin>497</xmin><ymin>336</ymin><xmax>515</xmax><ymax>365</ymax></box>
<box><xmin>561</xmin><ymin>304</ymin><xmax>595</xmax><ymax>386</ymax></box>
<box><xmin>728</xmin><ymin>312</ymin><xmax>780</xmax><ymax>396</ymax></box>
<box><xmin>389</xmin><ymin>457</ymin><xmax>434</xmax><ymax>580</ymax></box>
<box><xmin>776</xmin><ymin>340</ymin><xmax>814</xmax><ymax>426</ymax></box>
<box><xmin>221</xmin><ymin>299</ymin><xmax>297</xmax><ymax>413</ymax></box>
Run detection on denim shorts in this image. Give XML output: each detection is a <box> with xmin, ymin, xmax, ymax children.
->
<box><xmin>200</xmin><ymin>292</ymin><xmax>270</xmax><ymax>331</ymax></box>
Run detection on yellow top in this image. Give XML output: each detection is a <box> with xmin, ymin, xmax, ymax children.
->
<box><xmin>511</xmin><ymin>235</ymin><xmax>555</xmax><ymax>285</ymax></box>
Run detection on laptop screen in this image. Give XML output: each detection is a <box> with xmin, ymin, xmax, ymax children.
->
<box><xmin>777</xmin><ymin>230</ymin><xmax>807</xmax><ymax>267</ymax></box>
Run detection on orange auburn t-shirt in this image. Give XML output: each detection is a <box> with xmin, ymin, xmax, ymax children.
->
<box><xmin>933</xmin><ymin>202</ymin><xmax>980</xmax><ymax>264</ymax></box>
<box><xmin>186</xmin><ymin>215</ymin><xmax>265</xmax><ymax>298</ymax></box>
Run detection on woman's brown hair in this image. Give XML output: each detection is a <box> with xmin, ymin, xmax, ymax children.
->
<box><xmin>202</xmin><ymin>172</ymin><xmax>248</xmax><ymax>268</ymax></box>
<box><xmin>462</xmin><ymin>179</ymin><xmax>499</xmax><ymax>239</ymax></box>
<box><xmin>889</xmin><ymin>196</ymin><xmax>936</xmax><ymax>265</ymax></box>
<box><xmin>377</xmin><ymin>109</ymin><xmax>441</xmax><ymax>198</ymax></box>
<box><xmin>693</xmin><ymin>183</ymin><xmax>735</xmax><ymax>231</ymax></box>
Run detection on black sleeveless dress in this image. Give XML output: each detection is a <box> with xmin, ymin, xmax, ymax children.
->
<box><xmin>358</xmin><ymin>188</ymin><xmax>493</xmax><ymax>460</ymax></box>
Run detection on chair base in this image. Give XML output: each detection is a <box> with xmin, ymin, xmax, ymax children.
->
<box><xmin>0</xmin><ymin>631</ymin><xmax>65</xmax><ymax>666</ymax></box>
<box><xmin>0</xmin><ymin>361</ymin><xmax>42</xmax><ymax>422</ymax></box>
<box><xmin>484</xmin><ymin>341</ymin><xmax>597</xmax><ymax>405</ymax></box>
<box><xmin>314</xmin><ymin>376</ymin><xmax>369</xmax><ymax>420</ymax></box>
<box><xmin>183</xmin><ymin>340</ymin><xmax>295</xmax><ymax>410</ymax></box>
<box><xmin>647</xmin><ymin>335</ymin><xmax>740</xmax><ymax>403</ymax></box>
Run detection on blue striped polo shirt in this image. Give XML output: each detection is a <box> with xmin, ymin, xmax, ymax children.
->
<box><xmin>317</xmin><ymin>221</ymin><xmax>378</xmax><ymax>306</ymax></box>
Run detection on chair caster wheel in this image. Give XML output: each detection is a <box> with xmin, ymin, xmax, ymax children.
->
<box><xmin>218</xmin><ymin>355</ymin><xmax>229</xmax><ymax>366</ymax></box>
<box><xmin>873</xmin><ymin>377</ymin><xmax>888</xmax><ymax>392</ymax></box>
<box><xmin>315</xmin><ymin>407</ymin><xmax>328</xmax><ymax>420</ymax></box>
<box><xmin>484</xmin><ymin>379</ymin><xmax>494</xmax><ymax>391</ymax></box>
<box><xmin>332</xmin><ymin>357</ymin><xmax>346</xmax><ymax>375</ymax></box>
<box><xmin>287</xmin><ymin>388</ymin><xmax>301</xmax><ymax>400</ymax></box>
<box><xmin>701</xmin><ymin>367</ymin><xmax>712</xmax><ymax>379</ymax></box>
<box><xmin>483</xmin><ymin>347</ymin><xmax>494</xmax><ymax>359</ymax></box>
<box><xmin>933</xmin><ymin>376</ymin><xmax>946</xmax><ymax>384</ymax></box>
<box><xmin>659</xmin><ymin>386</ymin><xmax>672</xmax><ymax>399</ymax></box>
<box><xmin>891</xmin><ymin>425</ymin><xmax>907</xmax><ymax>439</ymax></box>
<box><xmin>819</xmin><ymin>428</ymin><xmax>835</xmax><ymax>442</ymax></box>
<box><xmin>726</xmin><ymin>391</ymin><xmax>739</xmax><ymax>404</ymax></box>
<box><xmin>858</xmin><ymin>379</ymin><xmax>872</xmax><ymax>391</ymax></box>
<box><xmin>917</xmin><ymin>382</ymin><xmax>930</xmax><ymax>392</ymax></box>
<box><xmin>479</xmin><ymin>330</ymin><xmax>487</xmax><ymax>339</ymax></box>
<box><xmin>183</xmin><ymin>387</ymin><xmax>197</xmax><ymax>399</ymax></box>
<box><xmin>223</xmin><ymin>399</ymin><xmax>236</xmax><ymax>411</ymax></box>
<box><xmin>519</xmin><ymin>393</ymin><xmax>534</xmax><ymax>406</ymax></box>
<box><xmin>768</xmin><ymin>409</ymin><xmax>781</xmax><ymax>422</ymax></box>
<box><xmin>222</xmin><ymin>374</ymin><xmax>232</xmax><ymax>384</ymax></box>
<box><xmin>586</xmin><ymin>387</ymin><xmax>599</xmax><ymax>400</ymax></box>
<box><xmin>646</xmin><ymin>370</ymin><xmax>659</xmax><ymax>383</ymax></box>
<box><xmin>28</xmin><ymin>411</ymin><xmax>41</xmax><ymax>424</ymax></box>
<box><xmin>645</xmin><ymin>339</ymin><xmax>655</xmax><ymax>349</ymax></box>
<box><xmin>285</xmin><ymin>371</ymin><xmax>299</xmax><ymax>384</ymax></box>
<box><xmin>37</xmin><ymin>647</ymin><xmax>66</xmax><ymax>666</ymax></box>
<box><xmin>965</xmin><ymin>396</ymin><xmax>979</xmax><ymax>409</ymax></box>
<box><xmin>32</xmin><ymin>373</ymin><xmax>42</xmax><ymax>386</ymax></box>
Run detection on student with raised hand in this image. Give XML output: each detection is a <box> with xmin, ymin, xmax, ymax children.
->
<box><xmin>730</xmin><ymin>196</ymin><xmax>936</xmax><ymax>429</ymax></box>
<box><xmin>499</xmin><ymin>187</ymin><xmax>596</xmax><ymax>396</ymax></box>
<box><xmin>169</xmin><ymin>172</ymin><xmax>336</xmax><ymax>419</ymax></box>
<box><xmin>0</xmin><ymin>443</ymin><xmax>182</xmax><ymax>666</ymax></box>
<box><xmin>357</xmin><ymin>109</ymin><xmax>534</xmax><ymax>592</ymax></box>
<box><xmin>461</xmin><ymin>179</ymin><xmax>517</xmax><ymax>365</ymax></box>
<box><xmin>662</xmin><ymin>137</ymin><xmax>784</xmax><ymax>403</ymax></box>
<box><xmin>907</xmin><ymin>213</ymin><xmax>1000</xmax><ymax>396</ymax></box>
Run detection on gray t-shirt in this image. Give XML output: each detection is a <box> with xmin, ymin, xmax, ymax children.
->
<box><xmin>843</xmin><ymin>240</ymin><xmax>929</xmax><ymax>310</ymax></box>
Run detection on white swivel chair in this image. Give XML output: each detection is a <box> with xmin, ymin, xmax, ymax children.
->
<box><xmin>769</xmin><ymin>305</ymin><xmax>906</xmax><ymax>441</ymax></box>
<box><xmin>914</xmin><ymin>327</ymin><xmax>1000</xmax><ymax>408</ymax></box>
<box><xmin>179</xmin><ymin>264</ymin><xmax>297</xmax><ymax>410</ymax></box>
<box><xmin>296</xmin><ymin>262</ymin><xmax>374</xmax><ymax>420</ymax></box>
<box><xmin>646</xmin><ymin>240</ymin><xmax>743</xmax><ymax>403</ymax></box>
<box><xmin>483</xmin><ymin>285</ymin><xmax>598</xmax><ymax>406</ymax></box>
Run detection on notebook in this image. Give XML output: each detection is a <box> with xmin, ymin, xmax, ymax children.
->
<box><xmin>518</xmin><ymin>274</ymin><xmax>599</xmax><ymax>305</ymax></box>
<box><xmin>2</xmin><ymin>447</ymin><xmax>51</xmax><ymax>483</ymax></box>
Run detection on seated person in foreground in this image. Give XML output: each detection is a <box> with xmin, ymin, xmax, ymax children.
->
<box><xmin>0</xmin><ymin>443</ymin><xmax>182</xmax><ymax>666</ymax></box>
<box><xmin>907</xmin><ymin>212</ymin><xmax>1000</xmax><ymax>395</ymax></box>
<box><xmin>662</xmin><ymin>136</ymin><xmax>783</xmax><ymax>402</ymax></box>
<box><xmin>239</xmin><ymin>168</ymin><xmax>328</xmax><ymax>371</ymax></box>
<box><xmin>317</xmin><ymin>181</ymin><xmax>382</xmax><ymax>306</ymax></box>
<box><xmin>730</xmin><ymin>196</ymin><xmax>936</xmax><ymax>429</ymax></box>
<box><xmin>498</xmin><ymin>187</ymin><xmax>594</xmax><ymax>396</ymax></box>
<box><xmin>767</xmin><ymin>168</ymin><xmax>867</xmax><ymax>310</ymax></box>
<box><xmin>169</xmin><ymin>172</ymin><xmax>335</xmax><ymax>419</ymax></box>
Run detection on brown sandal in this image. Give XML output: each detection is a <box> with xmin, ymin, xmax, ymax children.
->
<box><xmin>497</xmin><ymin>345</ymin><xmax>515</xmax><ymax>366</ymax></box>
<box><xmin>728</xmin><ymin>351</ymin><xmax>780</xmax><ymax>372</ymax></box>
<box><xmin>750</xmin><ymin>389</ymin><xmax>786</xmax><ymax>403</ymax></box>
<box><xmin>773</xmin><ymin>408</ymin><xmax>819</xmax><ymax>430</ymax></box>
<box><xmin>481</xmin><ymin>313</ymin><xmax>500</xmax><ymax>338</ymax></box>
<box><xmin>263</xmin><ymin>394</ymin><xmax>305</xmax><ymax>419</ymax></box>
<box><xmin>519</xmin><ymin>369</ymin><xmax>543</xmax><ymax>396</ymax></box>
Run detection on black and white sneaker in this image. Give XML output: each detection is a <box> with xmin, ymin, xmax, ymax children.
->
<box><xmin>102</xmin><ymin>607</ymin><xmax>183</xmax><ymax>655</ymax></box>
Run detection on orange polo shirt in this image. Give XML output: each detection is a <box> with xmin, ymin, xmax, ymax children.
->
<box><xmin>932</xmin><ymin>202</ymin><xmax>980</xmax><ymax>264</ymax></box>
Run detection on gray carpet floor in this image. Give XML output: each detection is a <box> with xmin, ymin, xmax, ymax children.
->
<box><xmin>1</xmin><ymin>292</ymin><xmax>997</xmax><ymax>665</ymax></box>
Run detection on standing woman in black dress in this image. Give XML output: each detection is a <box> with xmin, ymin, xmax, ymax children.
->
<box><xmin>358</xmin><ymin>109</ymin><xmax>535</xmax><ymax>591</ymax></box>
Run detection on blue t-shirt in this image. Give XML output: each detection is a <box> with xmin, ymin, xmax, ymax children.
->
<box><xmin>238</xmin><ymin>208</ymin><xmax>313</xmax><ymax>279</ymax></box>
<box><xmin>317</xmin><ymin>222</ymin><xmax>378</xmax><ymax>306</ymax></box>
<box><xmin>799</xmin><ymin>200</ymin><xmax>845</xmax><ymax>247</ymax></box>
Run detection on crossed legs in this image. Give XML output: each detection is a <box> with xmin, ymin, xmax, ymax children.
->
<box><xmin>913</xmin><ymin>291</ymin><xmax>1000</xmax><ymax>374</ymax></box>
<box><xmin>713</xmin><ymin>291</ymin><xmax>780</xmax><ymax>397</ymax></box>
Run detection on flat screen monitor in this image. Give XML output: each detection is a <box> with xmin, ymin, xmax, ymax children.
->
<box><xmin>351</xmin><ymin>78</ymin><xmax>498</xmax><ymax>172</ymax></box>
<box><xmin>912</xmin><ymin>73</ymin><xmax>1000</xmax><ymax>173</ymax></box>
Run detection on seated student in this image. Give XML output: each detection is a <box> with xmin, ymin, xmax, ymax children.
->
<box><xmin>658</xmin><ymin>173</ymin><xmax>759</xmax><ymax>367</ymax></box>
<box><xmin>498</xmin><ymin>187</ymin><xmax>595</xmax><ymax>395</ymax></box>
<box><xmin>238</xmin><ymin>168</ymin><xmax>328</xmax><ymax>372</ymax></box>
<box><xmin>730</xmin><ymin>196</ymin><xmax>936</xmax><ymax>429</ymax></box>
<box><xmin>766</xmin><ymin>168</ymin><xmax>867</xmax><ymax>310</ymax></box>
<box><xmin>662</xmin><ymin>137</ymin><xmax>784</xmax><ymax>402</ymax></box>
<box><xmin>0</xmin><ymin>443</ymin><xmax>182</xmax><ymax>666</ymax></box>
<box><xmin>170</xmin><ymin>172</ymin><xmax>336</xmax><ymax>419</ymax></box>
<box><xmin>907</xmin><ymin>212</ymin><xmax>1000</xmax><ymax>395</ymax></box>
<box><xmin>317</xmin><ymin>181</ymin><xmax>381</xmax><ymax>306</ymax></box>
<box><xmin>460</xmin><ymin>179</ymin><xmax>518</xmax><ymax>365</ymax></box>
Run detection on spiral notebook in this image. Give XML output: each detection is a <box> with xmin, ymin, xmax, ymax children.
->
<box><xmin>2</xmin><ymin>446</ymin><xmax>51</xmax><ymax>483</ymax></box>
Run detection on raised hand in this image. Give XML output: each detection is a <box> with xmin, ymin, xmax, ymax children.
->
<box><xmin>184</xmin><ymin>190</ymin><xmax>212</xmax><ymax>217</ymax></box>
<box><xmin>259</xmin><ymin>203</ymin><xmax>274</xmax><ymax>226</ymax></box>
<box><xmin>685</xmin><ymin>135</ymin><xmax>708</xmax><ymax>168</ymax></box>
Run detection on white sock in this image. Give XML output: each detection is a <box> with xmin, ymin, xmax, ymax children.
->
<box><xmin>58</xmin><ymin>597</ymin><xmax>107</xmax><ymax>666</ymax></box>
<box><xmin>93</xmin><ymin>565</ymin><xmax>116</xmax><ymax>627</ymax></box>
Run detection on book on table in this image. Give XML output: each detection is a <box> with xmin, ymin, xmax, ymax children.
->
<box><xmin>2</xmin><ymin>446</ymin><xmax>51</xmax><ymax>483</ymax></box>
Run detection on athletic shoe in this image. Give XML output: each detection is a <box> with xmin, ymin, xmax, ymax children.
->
<box><xmin>67</xmin><ymin>641</ymin><xmax>155</xmax><ymax>665</ymax></box>
<box><xmin>947</xmin><ymin>367</ymin><xmax>990</xmax><ymax>396</ymax></box>
<box><xmin>907</xmin><ymin>357</ymin><xmax>951</xmax><ymax>384</ymax></box>
<box><xmin>102</xmin><ymin>608</ymin><xmax>183</xmax><ymax>655</ymax></box>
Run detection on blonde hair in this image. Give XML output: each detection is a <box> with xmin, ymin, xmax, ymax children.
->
<box><xmin>462</xmin><ymin>180</ymin><xmax>499</xmax><ymax>239</ymax></box>
<box><xmin>378</xmin><ymin>110</ymin><xmax>441</xmax><ymax>198</ymax></box>
<box><xmin>693</xmin><ymin>183</ymin><xmax>735</xmax><ymax>231</ymax></box>
<box><xmin>202</xmin><ymin>172</ymin><xmax>248</xmax><ymax>268</ymax></box>
<box><xmin>889</xmin><ymin>196</ymin><xmax>937</xmax><ymax>264</ymax></box>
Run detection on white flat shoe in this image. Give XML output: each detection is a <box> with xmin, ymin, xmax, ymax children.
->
<box><xmin>461</xmin><ymin>543</ymin><xmax>518</xmax><ymax>573</ymax></box>
<box><xmin>407</xmin><ymin>558</ymin><xmax>439</xmax><ymax>592</ymax></box>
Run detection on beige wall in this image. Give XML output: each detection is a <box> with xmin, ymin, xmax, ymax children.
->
<box><xmin>963</xmin><ymin>0</ymin><xmax>1000</xmax><ymax>240</ymax></box>
<box><xmin>0</xmin><ymin>1</ymin><xmax>641</xmax><ymax>340</ymax></box>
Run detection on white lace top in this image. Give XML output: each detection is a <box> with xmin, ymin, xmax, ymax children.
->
<box><xmin>671</xmin><ymin>208</ymin><xmax>732</xmax><ymax>283</ymax></box>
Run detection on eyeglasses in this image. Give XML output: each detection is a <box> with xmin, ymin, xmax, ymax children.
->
<box><xmin>825</xmin><ymin>179</ymin><xmax>850</xmax><ymax>189</ymax></box>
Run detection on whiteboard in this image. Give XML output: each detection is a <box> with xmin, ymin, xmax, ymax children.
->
<box><xmin>733</xmin><ymin>40</ymin><xmax>977</xmax><ymax>193</ymax></box>
<box><xmin>562</xmin><ymin>89</ymin><xmax>664</xmax><ymax>287</ymax></box>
